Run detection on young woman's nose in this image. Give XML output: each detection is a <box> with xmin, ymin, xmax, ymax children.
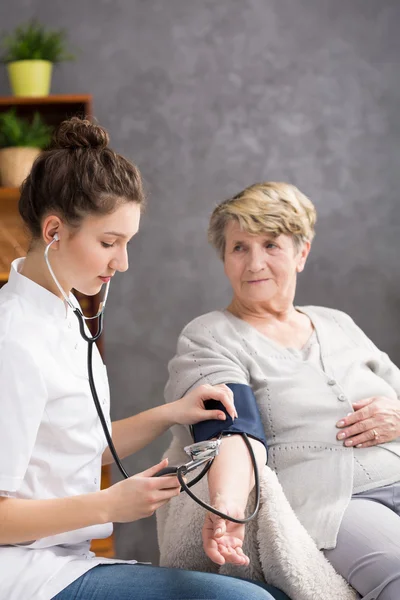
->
<box><xmin>110</xmin><ymin>246</ymin><xmax>129</xmax><ymax>273</ymax></box>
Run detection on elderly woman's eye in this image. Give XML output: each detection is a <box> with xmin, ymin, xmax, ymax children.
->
<box><xmin>233</xmin><ymin>244</ymin><xmax>243</xmax><ymax>252</ymax></box>
<box><xmin>266</xmin><ymin>242</ymin><xmax>277</xmax><ymax>249</ymax></box>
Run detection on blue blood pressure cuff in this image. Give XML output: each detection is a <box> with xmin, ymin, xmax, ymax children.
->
<box><xmin>191</xmin><ymin>383</ymin><xmax>267</xmax><ymax>456</ymax></box>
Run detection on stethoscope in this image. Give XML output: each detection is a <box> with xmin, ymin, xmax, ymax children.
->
<box><xmin>44</xmin><ymin>235</ymin><xmax>260</xmax><ymax>524</ymax></box>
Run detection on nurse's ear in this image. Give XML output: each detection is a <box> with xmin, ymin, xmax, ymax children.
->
<box><xmin>42</xmin><ymin>215</ymin><xmax>63</xmax><ymax>247</ymax></box>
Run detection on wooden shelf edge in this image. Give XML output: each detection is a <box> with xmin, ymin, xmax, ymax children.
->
<box><xmin>0</xmin><ymin>94</ymin><xmax>92</xmax><ymax>105</ymax></box>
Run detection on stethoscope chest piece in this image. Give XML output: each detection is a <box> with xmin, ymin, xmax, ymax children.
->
<box><xmin>154</xmin><ymin>439</ymin><xmax>221</xmax><ymax>478</ymax></box>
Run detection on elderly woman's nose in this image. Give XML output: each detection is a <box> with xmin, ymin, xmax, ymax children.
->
<box><xmin>247</xmin><ymin>247</ymin><xmax>265</xmax><ymax>271</ymax></box>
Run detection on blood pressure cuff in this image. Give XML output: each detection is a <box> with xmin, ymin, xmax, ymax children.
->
<box><xmin>191</xmin><ymin>383</ymin><xmax>267</xmax><ymax>455</ymax></box>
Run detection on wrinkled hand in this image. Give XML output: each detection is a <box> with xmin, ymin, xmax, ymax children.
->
<box><xmin>171</xmin><ymin>384</ymin><xmax>238</xmax><ymax>426</ymax></box>
<box><xmin>202</xmin><ymin>503</ymin><xmax>249</xmax><ymax>566</ymax></box>
<box><xmin>336</xmin><ymin>396</ymin><xmax>400</xmax><ymax>448</ymax></box>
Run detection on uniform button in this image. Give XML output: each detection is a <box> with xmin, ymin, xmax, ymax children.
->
<box><xmin>327</xmin><ymin>379</ymin><xmax>336</xmax><ymax>386</ymax></box>
<box><xmin>74</xmin><ymin>343</ymin><xmax>78</xmax><ymax>350</ymax></box>
<box><xmin>68</xmin><ymin>322</ymin><xmax>72</xmax><ymax>329</ymax></box>
<box><xmin>94</xmin><ymin>477</ymin><xmax>98</xmax><ymax>485</ymax></box>
<box><xmin>338</xmin><ymin>394</ymin><xmax>346</xmax><ymax>402</ymax></box>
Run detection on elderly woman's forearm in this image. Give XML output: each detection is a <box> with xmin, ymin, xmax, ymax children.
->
<box><xmin>207</xmin><ymin>435</ymin><xmax>266</xmax><ymax>508</ymax></box>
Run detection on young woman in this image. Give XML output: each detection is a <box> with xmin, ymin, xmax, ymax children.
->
<box><xmin>0</xmin><ymin>118</ymin><xmax>286</xmax><ymax>600</ymax></box>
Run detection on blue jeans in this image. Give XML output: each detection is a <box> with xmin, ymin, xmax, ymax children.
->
<box><xmin>53</xmin><ymin>564</ymin><xmax>290</xmax><ymax>600</ymax></box>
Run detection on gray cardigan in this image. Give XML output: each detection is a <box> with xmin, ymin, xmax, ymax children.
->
<box><xmin>164</xmin><ymin>306</ymin><xmax>400</xmax><ymax>549</ymax></box>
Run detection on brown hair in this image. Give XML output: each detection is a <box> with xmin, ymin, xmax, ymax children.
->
<box><xmin>208</xmin><ymin>182</ymin><xmax>316</xmax><ymax>259</ymax></box>
<box><xmin>19</xmin><ymin>117</ymin><xmax>145</xmax><ymax>239</ymax></box>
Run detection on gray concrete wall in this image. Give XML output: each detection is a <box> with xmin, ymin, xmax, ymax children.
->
<box><xmin>1</xmin><ymin>0</ymin><xmax>399</xmax><ymax>563</ymax></box>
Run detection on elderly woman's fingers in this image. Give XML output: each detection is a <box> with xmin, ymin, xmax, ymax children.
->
<box><xmin>337</xmin><ymin>419</ymin><xmax>388</xmax><ymax>447</ymax></box>
<box><xmin>336</xmin><ymin>417</ymin><xmax>376</xmax><ymax>443</ymax></box>
<box><xmin>217</xmin><ymin>543</ymin><xmax>249</xmax><ymax>565</ymax></box>
<box><xmin>336</xmin><ymin>401</ymin><xmax>375</xmax><ymax>429</ymax></box>
<box><xmin>203</xmin><ymin>538</ymin><xmax>226</xmax><ymax>565</ymax></box>
<box><xmin>343</xmin><ymin>427</ymin><xmax>381</xmax><ymax>448</ymax></box>
<box><xmin>210</xmin><ymin>515</ymin><xmax>226</xmax><ymax>538</ymax></box>
<box><xmin>354</xmin><ymin>428</ymin><xmax>381</xmax><ymax>448</ymax></box>
<box><xmin>336</xmin><ymin>395</ymin><xmax>400</xmax><ymax>446</ymax></box>
<box><xmin>202</xmin><ymin>515</ymin><xmax>226</xmax><ymax>565</ymax></box>
<box><xmin>337</xmin><ymin>396</ymin><xmax>398</xmax><ymax>429</ymax></box>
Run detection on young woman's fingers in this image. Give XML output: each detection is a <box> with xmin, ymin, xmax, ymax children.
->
<box><xmin>200</xmin><ymin>384</ymin><xmax>237</xmax><ymax>419</ymax></box>
<box><xmin>138</xmin><ymin>458</ymin><xmax>169</xmax><ymax>477</ymax></box>
<box><xmin>153</xmin><ymin>486</ymin><xmax>182</xmax><ymax>504</ymax></box>
<box><xmin>151</xmin><ymin>475</ymin><xmax>181</xmax><ymax>491</ymax></box>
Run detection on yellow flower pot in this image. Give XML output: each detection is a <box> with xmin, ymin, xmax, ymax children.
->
<box><xmin>0</xmin><ymin>147</ymin><xmax>41</xmax><ymax>187</ymax></box>
<box><xmin>7</xmin><ymin>60</ymin><xmax>53</xmax><ymax>97</ymax></box>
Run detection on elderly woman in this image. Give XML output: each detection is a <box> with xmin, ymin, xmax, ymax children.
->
<box><xmin>157</xmin><ymin>182</ymin><xmax>400</xmax><ymax>600</ymax></box>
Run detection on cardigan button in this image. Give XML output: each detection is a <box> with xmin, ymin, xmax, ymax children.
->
<box><xmin>338</xmin><ymin>394</ymin><xmax>346</xmax><ymax>402</ymax></box>
<box><xmin>327</xmin><ymin>379</ymin><xmax>336</xmax><ymax>386</ymax></box>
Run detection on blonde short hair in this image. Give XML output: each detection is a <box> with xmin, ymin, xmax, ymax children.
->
<box><xmin>208</xmin><ymin>182</ymin><xmax>316</xmax><ymax>259</ymax></box>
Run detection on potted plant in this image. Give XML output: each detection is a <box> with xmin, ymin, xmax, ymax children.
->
<box><xmin>0</xmin><ymin>20</ymin><xmax>75</xmax><ymax>97</ymax></box>
<box><xmin>0</xmin><ymin>108</ymin><xmax>52</xmax><ymax>187</ymax></box>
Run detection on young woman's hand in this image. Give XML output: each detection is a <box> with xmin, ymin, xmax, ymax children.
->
<box><xmin>102</xmin><ymin>459</ymin><xmax>181</xmax><ymax>523</ymax></box>
<box><xmin>170</xmin><ymin>384</ymin><xmax>238</xmax><ymax>426</ymax></box>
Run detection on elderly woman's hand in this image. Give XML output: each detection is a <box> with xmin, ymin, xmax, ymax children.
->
<box><xmin>170</xmin><ymin>384</ymin><xmax>238</xmax><ymax>426</ymax></box>
<box><xmin>202</xmin><ymin>503</ymin><xmax>249</xmax><ymax>566</ymax></box>
<box><xmin>336</xmin><ymin>396</ymin><xmax>400</xmax><ymax>448</ymax></box>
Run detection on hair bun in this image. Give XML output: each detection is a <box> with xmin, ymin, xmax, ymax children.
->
<box><xmin>52</xmin><ymin>116</ymin><xmax>109</xmax><ymax>151</ymax></box>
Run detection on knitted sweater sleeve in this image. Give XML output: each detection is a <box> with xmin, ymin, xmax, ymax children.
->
<box><xmin>164</xmin><ymin>315</ymin><xmax>249</xmax><ymax>404</ymax></box>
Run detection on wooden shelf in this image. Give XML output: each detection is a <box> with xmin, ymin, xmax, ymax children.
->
<box><xmin>0</xmin><ymin>94</ymin><xmax>92</xmax><ymax>128</ymax></box>
<box><xmin>0</xmin><ymin>191</ymin><xmax>28</xmax><ymax>282</ymax></box>
<box><xmin>0</xmin><ymin>94</ymin><xmax>93</xmax><ymax>277</ymax></box>
<box><xmin>90</xmin><ymin>463</ymin><xmax>114</xmax><ymax>557</ymax></box>
<box><xmin>0</xmin><ymin>187</ymin><xmax>20</xmax><ymax>201</ymax></box>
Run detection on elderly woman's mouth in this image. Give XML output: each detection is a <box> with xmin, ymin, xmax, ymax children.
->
<box><xmin>245</xmin><ymin>279</ymin><xmax>270</xmax><ymax>284</ymax></box>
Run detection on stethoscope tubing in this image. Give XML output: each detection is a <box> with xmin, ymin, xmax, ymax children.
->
<box><xmin>79</xmin><ymin>309</ymin><xmax>261</xmax><ymax>524</ymax></box>
<box><xmin>82</xmin><ymin>314</ymin><xmax>217</xmax><ymax>489</ymax></box>
<box><xmin>44</xmin><ymin>236</ymin><xmax>110</xmax><ymax>322</ymax></box>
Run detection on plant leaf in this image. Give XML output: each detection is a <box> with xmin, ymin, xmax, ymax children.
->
<box><xmin>0</xmin><ymin>19</ymin><xmax>76</xmax><ymax>63</ymax></box>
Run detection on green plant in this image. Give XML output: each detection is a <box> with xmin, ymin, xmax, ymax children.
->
<box><xmin>0</xmin><ymin>109</ymin><xmax>53</xmax><ymax>148</ymax></box>
<box><xmin>1</xmin><ymin>20</ymin><xmax>75</xmax><ymax>63</ymax></box>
